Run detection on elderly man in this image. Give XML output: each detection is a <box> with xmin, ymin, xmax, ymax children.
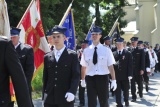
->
<box><xmin>10</xmin><ymin>27</ymin><xmax>34</xmax><ymax>107</ymax></box>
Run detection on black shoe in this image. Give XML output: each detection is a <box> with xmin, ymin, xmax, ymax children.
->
<box><xmin>145</xmin><ymin>84</ymin><xmax>149</xmax><ymax>92</ymax></box>
<box><xmin>112</xmin><ymin>92</ymin><xmax>115</xmax><ymax>96</ymax></box>
<box><xmin>116</xmin><ymin>105</ymin><xmax>123</xmax><ymax>107</ymax></box>
<box><xmin>131</xmin><ymin>99</ymin><xmax>136</xmax><ymax>102</ymax></box>
<box><xmin>78</xmin><ymin>103</ymin><xmax>84</xmax><ymax>107</ymax></box>
<box><xmin>125</xmin><ymin>102</ymin><xmax>129</xmax><ymax>106</ymax></box>
<box><xmin>139</xmin><ymin>94</ymin><xmax>143</xmax><ymax>98</ymax></box>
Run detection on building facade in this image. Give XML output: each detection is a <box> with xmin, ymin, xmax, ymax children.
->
<box><xmin>122</xmin><ymin>0</ymin><xmax>160</xmax><ymax>46</ymax></box>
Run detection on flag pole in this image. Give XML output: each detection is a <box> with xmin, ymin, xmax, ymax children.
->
<box><xmin>71</xmin><ymin>9</ymin><xmax>76</xmax><ymax>49</ymax></box>
<box><xmin>108</xmin><ymin>16</ymin><xmax>120</xmax><ymax>37</ymax></box>
<box><xmin>59</xmin><ymin>0</ymin><xmax>74</xmax><ymax>26</ymax></box>
<box><xmin>17</xmin><ymin>0</ymin><xmax>35</xmax><ymax>28</ymax></box>
<box><xmin>85</xmin><ymin>17</ymin><xmax>96</xmax><ymax>40</ymax></box>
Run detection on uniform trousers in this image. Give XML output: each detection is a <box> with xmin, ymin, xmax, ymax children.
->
<box><xmin>78</xmin><ymin>81</ymin><xmax>85</xmax><ymax>105</ymax></box>
<box><xmin>44</xmin><ymin>103</ymin><xmax>74</xmax><ymax>107</ymax></box>
<box><xmin>131</xmin><ymin>75</ymin><xmax>143</xmax><ymax>99</ymax></box>
<box><xmin>115</xmin><ymin>80</ymin><xmax>129</xmax><ymax>106</ymax></box>
<box><xmin>143</xmin><ymin>71</ymin><xmax>149</xmax><ymax>83</ymax></box>
<box><xmin>10</xmin><ymin>83</ymin><xmax>34</xmax><ymax>107</ymax></box>
<box><xmin>0</xmin><ymin>102</ymin><xmax>14</xmax><ymax>107</ymax></box>
<box><xmin>86</xmin><ymin>75</ymin><xmax>109</xmax><ymax>107</ymax></box>
<box><xmin>109</xmin><ymin>74</ymin><xmax>114</xmax><ymax>95</ymax></box>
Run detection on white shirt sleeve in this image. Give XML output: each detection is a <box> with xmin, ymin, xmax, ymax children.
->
<box><xmin>80</xmin><ymin>51</ymin><xmax>87</xmax><ymax>67</ymax></box>
<box><xmin>153</xmin><ymin>51</ymin><xmax>158</xmax><ymax>63</ymax></box>
<box><xmin>107</xmin><ymin>48</ymin><xmax>116</xmax><ymax>66</ymax></box>
<box><xmin>148</xmin><ymin>50</ymin><xmax>153</xmax><ymax>65</ymax></box>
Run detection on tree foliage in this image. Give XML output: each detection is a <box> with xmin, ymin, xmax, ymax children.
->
<box><xmin>6</xmin><ymin>0</ymin><xmax>127</xmax><ymax>44</ymax></box>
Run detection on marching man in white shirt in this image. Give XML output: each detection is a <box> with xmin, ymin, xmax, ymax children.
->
<box><xmin>80</xmin><ymin>26</ymin><xmax>117</xmax><ymax>107</ymax></box>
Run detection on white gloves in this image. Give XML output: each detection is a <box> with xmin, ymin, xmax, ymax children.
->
<box><xmin>156</xmin><ymin>60</ymin><xmax>159</xmax><ymax>63</ymax></box>
<box><xmin>42</xmin><ymin>93</ymin><xmax>47</xmax><ymax>106</ymax></box>
<box><xmin>65</xmin><ymin>92</ymin><xmax>75</xmax><ymax>102</ymax></box>
<box><xmin>146</xmin><ymin>67</ymin><xmax>151</xmax><ymax>72</ymax></box>
<box><xmin>128</xmin><ymin>76</ymin><xmax>132</xmax><ymax>81</ymax></box>
<box><xmin>111</xmin><ymin>80</ymin><xmax>117</xmax><ymax>91</ymax></box>
<box><xmin>81</xmin><ymin>80</ymin><xmax>86</xmax><ymax>87</ymax></box>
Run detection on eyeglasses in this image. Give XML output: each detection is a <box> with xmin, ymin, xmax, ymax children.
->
<box><xmin>53</xmin><ymin>35</ymin><xmax>61</xmax><ymax>39</ymax></box>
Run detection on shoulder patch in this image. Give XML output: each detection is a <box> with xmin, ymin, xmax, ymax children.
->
<box><xmin>67</xmin><ymin>49</ymin><xmax>76</xmax><ymax>54</ymax></box>
<box><xmin>24</xmin><ymin>44</ymin><xmax>33</xmax><ymax>48</ymax></box>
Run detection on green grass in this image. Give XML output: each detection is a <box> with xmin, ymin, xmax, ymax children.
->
<box><xmin>32</xmin><ymin>91</ymin><xmax>42</xmax><ymax>99</ymax></box>
<box><xmin>32</xmin><ymin>68</ymin><xmax>43</xmax><ymax>99</ymax></box>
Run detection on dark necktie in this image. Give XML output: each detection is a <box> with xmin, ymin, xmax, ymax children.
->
<box><xmin>133</xmin><ymin>47</ymin><xmax>136</xmax><ymax>51</ymax></box>
<box><xmin>93</xmin><ymin>47</ymin><xmax>97</xmax><ymax>65</ymax></box>
<box><xmin>118</xmin><ymin>51</ymin><xmax>121</xmax><ymax>58</ymax></box>
<box><xmin>51</xmin><ymin>45</ymin><xmax>54</xmax><ymax>51</ymax></box>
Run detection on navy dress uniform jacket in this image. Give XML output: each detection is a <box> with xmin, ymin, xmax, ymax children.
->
<box><xmin>42</xmin><ymin>48</ymin><xmax>80</xmax><ymax>105</ymax></box>
<box><xmin>113</xmin><ymin>49</ymin><xmax>133</xmax><ymax>80</ymax></box>
<box><xmin>130</xmin><ymin>47</ymin><xmax>145</xmax><ymax>75</ymax></box>
<box><xmin>145</xmin><ymin>51</ymin><xmax>150</xmax><ymax>69</ymax></box>
<box><xmin>15</xmin><ymin>43</ymin><xmax>34</xmax><ymax>92</ymax></box>
<box><xmin>0</xmin><ymin>37</ymin><xmax>32</xmax><ymax>107</ymax></box>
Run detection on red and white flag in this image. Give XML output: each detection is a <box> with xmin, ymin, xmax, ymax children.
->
<box><xmin>17</xmin><ymin>0</ymin><xmax>50</xmax><ymax>79</ymax></box>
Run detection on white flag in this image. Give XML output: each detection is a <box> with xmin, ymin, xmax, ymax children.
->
<box><xmin>0</xmin><ymin>0</ymin><xmax>10</xmax><ymax>38</ymax></box>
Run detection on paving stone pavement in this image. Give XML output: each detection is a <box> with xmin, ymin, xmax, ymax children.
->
<box><xmin>16</xmin><ymin>72</ymin><xmax>160</xmax><ymax>107</ymax></box>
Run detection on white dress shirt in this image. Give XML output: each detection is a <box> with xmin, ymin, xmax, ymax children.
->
<box><xmin>117</xmin><ymin>48</ymin><xmax>124</xmax><ymax>54</ymax></box>
<box><xmin>15</xmin><ymin>42</ymin><xmax>20</xmax><ymax>49</ymax></box>
<box><xmin>80</xmin><ymin>43</ymin><xmax>116</xmax><ymax>76</ymax></box>
<box><xmin>54</xmin><ymin>46</ymin><xmax>65</xmax><ymax>62</ymax></box>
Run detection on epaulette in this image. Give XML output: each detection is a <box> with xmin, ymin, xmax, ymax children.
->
<box><xmin>24</xmin><ymin>44</ymin><xmax>33</xmax><ymax>48</ymax></box>
<box><xmin>45</xmin><ymin>52</ymin><xmax>50</xmax><ymax>55</ymax></box>
<box><xmin>67</xmin><ymin>49</ymin><xmax>76</xmax><ymax>53</ymax></box>
<box><xmin>103</xmin><ymin>45</ymin><xmax>109</xmax><ymax>48</ymax></box>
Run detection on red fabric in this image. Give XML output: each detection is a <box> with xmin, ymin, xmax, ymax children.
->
<box><xmin>10</xmin><ymin>82</ymin><xmax>14</xmax><ymax>96</ymax></box>
<box><xmin>19</xmin><ymin>0</ymin><xmax>46</xmax><ymax>76</ymax></box>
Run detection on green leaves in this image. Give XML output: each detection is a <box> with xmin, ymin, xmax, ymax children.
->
<box><xmin>6</xmin><ymin>0</ymin><xmax>127</xmax><ymax>44</ymax></box>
